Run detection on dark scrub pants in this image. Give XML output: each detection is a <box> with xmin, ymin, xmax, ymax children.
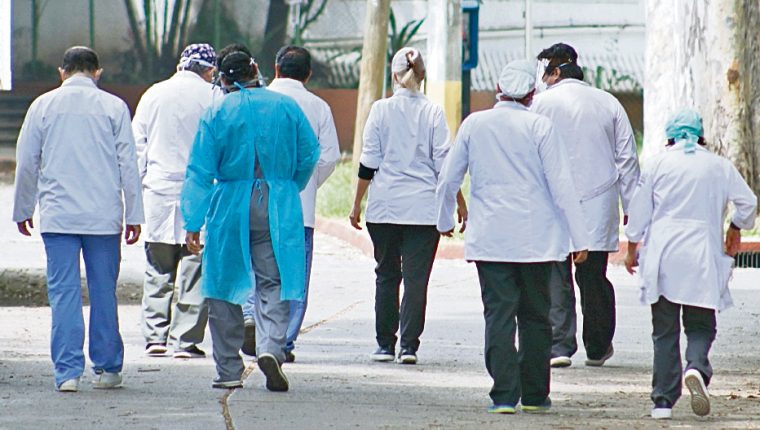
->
<box><xmin>366</xmin><ymin>223</ymin><xmax>440</xmax><ymax>354</ymax></box>
<box><xmin>476</xmin><ymin>261</ymin><xmax>553</xmax><ymax>407</ymax></box>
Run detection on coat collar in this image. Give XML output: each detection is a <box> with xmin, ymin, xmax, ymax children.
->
<box><xmin>494</xmin><ymin>100</ymin><xmax>528</xmax><ymax>111</ymax></box>
<box><xmin>268</xmin><ymin>77</ymin><xmax>307</xmax><ymax>91</ymax></box>
<box><xmin>172</xmin><ymin>70</ymin><xmax>208</xmax><ymax>82</ymax></box>
<box><xmin>61</xmin><ymin>74</ymin><xmax>98</xmax><ymax>89</ymax></box>
<box><xmin>548</xmin><ymin>78</ymin><xmax>589</xmax><ymax>90</ymax></box>
<box><xmin>393</xmin><ymin>88</ymin><xmax>424</xmax><ymax>98</ymax></box>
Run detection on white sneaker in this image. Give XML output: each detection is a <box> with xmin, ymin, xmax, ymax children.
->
<box><xmin>93</xmin><ymin>371</ymin><xmax>123</xmax><ymax>389</ymax></box>
<box><xmin>651</xmin><ymin>407</ymin><xmax>672</xmax><ymax>420</ymax></box>
<box><xmin>684</xmin><ymin>369</ymin><xmax>710</xmax><ymax>416</ymax></box>
<box><xmin>57</xmin><ymin>378</ymin><xmax>79</xmax><ymax>392</ymax></box>
<box><xmin>550</xmin><ymin>356</ymin><xmax>572</xmax><ymax>368</ymax></box>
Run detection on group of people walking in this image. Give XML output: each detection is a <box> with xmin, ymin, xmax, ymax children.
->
<box><xmin>11</xmin><ymin>39</ymin><xmax>757</xmax><ymax>422</ymax></box>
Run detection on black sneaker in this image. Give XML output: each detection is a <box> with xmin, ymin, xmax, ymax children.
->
<box><xmin>173</xmin><ymin>345</ymin><xmax>206</xmax><ymax>359</ymax></box>
<box><xmin>651</xmin><ymin>398</ymin><xmax>673</xmax><ymax>419</ymax></box>
<box><xmin>397</xmin><ymin>349</ymin><xmax>417</xmax><ymax>364</ymax></box>
<box><xmin>257</xmin><ymin>353</ymin><xmax>289</xmax><ymax>392</ymax></box>
<box><xmin>145</xmin><ymin>343</ymin><xmax>167</xmax><ymax>356</ymax></box>
<box><xmin>212</xmin><ymin>377</ymin><xmax>243</xmax><ymax>389</ymax></box>
<box><xmin>284</xmin><ymin>351</ymin><xmax>295</xmax><ymax>363</ymax></box>
<box><xmin>242</xmin><ymin>321</ymin><xmax>256</xmax><ymax>357</ymax></box>
<box><xmin>370</xmin><ymin>347</ymin><xmax>395</xmax><ymax>362</ymax></box>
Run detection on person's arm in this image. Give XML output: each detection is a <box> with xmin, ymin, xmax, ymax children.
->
<box><xmin>114</xmin><ymin>103</ymin><xmax>144</xmax><ymax>244</ymax></box>
<box><xmin>436</xmin><ymin>121</ymin><xmax>470</xmax><ymax>236</ymax></box>
<box><xmin>12</xmin><ymin>102</ymin><xmax>43</xmax><ymax>236</ymax></box>
<box><xmin>293</xmin><ymin>105</ymin><xmax>320</xmax><ymax>191</ymax></box>
<box><xmin>624</xmin><ymin>241</ymin><xmax>639</xmax><ymax>274</ymax></box>
<box><xmin>613</xmin><ymin>101</ymin><xmax>640</xmax><ymax>219</ymax></box>
<box><xmin>725</xmin><ymin>163</ymin><xmax>758</xmax><ymax>256</ymax></box>
<box><xmin>349</xmin><ymin>176</ymin><xmax>371</xmax><ymax>230</ymax></box>
<box><xmin>349</xmin><ymin>104</ymin><xmax>384</xmax><ymax>230</ymax></box>
<box><xmin>181</xmin><ymin>111</ymin><xmax>220</xmax><ymax>253</ymax></box>
<box><xmin>314</xmin><ymin>104</ymin><xmax>341</xmax><ymax>188</ymax></box>
<box><xmin>431</xmin><ymin>106</ymin><xmax>451</xmax><ymax>175</ymax></box>
<box><xmin>536</xmin><ymin>118</ymin><xmax>590</xmax><ymax>263</ymax></box>
<box><xmin>622</xmin><ymin>163</ymin><xmax>655</xmax><ymax>270</ymax></box>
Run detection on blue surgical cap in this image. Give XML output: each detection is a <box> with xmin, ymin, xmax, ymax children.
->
<box><xmin>665</xmin><ymin>109</ymin><xmax>703</xmax><ymax>154</ymax></box>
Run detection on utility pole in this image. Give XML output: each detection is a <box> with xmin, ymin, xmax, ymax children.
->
<box><xmin>426</xmin><ymin>0</ymin><xmax>462</xmax><ymax>135</ymax></box>
<box><xmin>351</xmin><ymin>0</ymin><xmax>391</xmax><ymax>169</ymax></box>
<box><xmin>524</xmin><ymin>0</ymin><xmax>533</xmax><ymax>59</ymax></box>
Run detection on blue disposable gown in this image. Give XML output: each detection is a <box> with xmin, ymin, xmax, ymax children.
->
<box><xmin>181</xmin><ymin>87</ymin><xmax>320</xmax><ymax>305</ymax></box>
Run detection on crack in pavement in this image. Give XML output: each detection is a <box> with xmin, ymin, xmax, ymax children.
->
<box><xmin>219</xmin><ymin>300</ymin><xmax>364</xmax><ymax>430</ymax></box>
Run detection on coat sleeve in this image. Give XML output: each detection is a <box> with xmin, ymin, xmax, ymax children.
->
<box><xmin>114</xmin><ymin>103</ymin><xmax>145</xmax><ymax>226</ymax></box>
<box><xmin>132</xmin><ymin>94</ymin><xmax>150</xmax><ymax>182</ymax></box>
<box><xmin>727</xmin><ymin>163</ymin><xmax>757</xmax><ymax>230</ymax></box>
<box><xmin>293</xmin><ymin>105</ymin><xmax>320</xmax><ymax>191</ymax></box>
<box><xmin>431</xmin><ymin>105</ymin><xmax>452</xmax><ymax>175</ymax></box>
<box><xmin>314</xmin><ymin>102</ymin><xmax>341</xmax><ymax>188</ymax></box>
<box><xmin>181</xmin><ymin>111</ymin><xmax>219</xmax><ymax>232</ymax></box>
<box><xmin>359</xmin><ymin>103</ymin><xmax>383</xmax><ymax>169</ymax></box>
<box><xmin>12</xmin><ymin>101</ymin><xmax>43</xmax><ymax>223</ymax></box>
<box><xmin>436</xmin><ymin>119</ymin><xmax>469</xmax><ymax>233</ymax></box>
<box><xmin>535</xmin><ymin>117</ymin><xmax>591</xmax><ymax>250</ymax></box>
<box><xmin>624</xmin><ymin>164</ymin><xmax>655</xmax><ymax>243</ymax></box>
<box><xmin>613</xmin><ymin>101</ymin><xmax>640</xmax><ymax>214</ymax></box>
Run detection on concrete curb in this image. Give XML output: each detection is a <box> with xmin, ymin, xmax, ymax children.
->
<box><xmin>316</xmin><ymin>216</ymin><xmax>759</xmax><ymax>264</ymax></box>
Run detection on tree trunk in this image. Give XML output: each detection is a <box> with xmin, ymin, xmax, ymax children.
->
<box><xmin>644</xmin><ymin>0</ymin><xmax>760</xmax><ymax>197</ymax></box>
<box><xmin>351</xmin><ymin>0</ymin><xmax>391</xmax><ymax>169</ymax></box>
<box><xmin>261</xmin><ymin>0</ymin><xmax>290</xmax><ymax>80</ymax></box>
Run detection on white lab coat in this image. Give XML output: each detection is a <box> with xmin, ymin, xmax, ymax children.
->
<box><xmin>361</xmin><ymin>88</ymin><xmax>450</xmax><ymax>225</ymax></box>
<box><xmin>625</xmin><ymin>142</ymin><xmax>757</xmax><ymax>311</ymax></box>
<box><xmin>532</xmin><ymin>79</ymin><xmax>640</xmax><ymax>251</ymax></box>
<box><xmin>12</xmin><ymin>75</ymin><xmax>144</xmax><ymax>234</ymax></box>
<box><xmin>132</xmin><ymin>71</ymin><xmax>218</xmax><ymax>244</ymax></box>
<box><xmin>267</xmin><ymin>78</ymin><xmax>341</xmax><ymax>228</ymax></box>
<box><xmin>436</xmin><ymin>101</ymin><xmax>591</xmax><ymax>262</ymax></box>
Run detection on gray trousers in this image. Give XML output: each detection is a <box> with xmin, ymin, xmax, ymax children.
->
<box><xmin>476</xmin><ymin>261</ymin><xmax>553</xmax><ymax>406</ymax></box>
<box><xmin>141</xmin><ymin>242</ymin><xmax>207</xmax><ymax>349</ymax></box>
<box><xmin>207</xmin><ymin>298</ymin><xmax>245</xmax><ymax>382</ymax></box>
<box><xmin>548</xmin><ymin>258</ymin><xmax>577</xmax><ymax>358</ymax></box>
<box><xmin>651</xmin><ymin>296</ymin><xmax>716</xmax><ymax>405</ymax></box>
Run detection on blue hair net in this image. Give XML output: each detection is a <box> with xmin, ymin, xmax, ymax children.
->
<box><xmin>665</xmin><ymin>109</ymin><xmax>703</xmax><ymax>154</ymax></box>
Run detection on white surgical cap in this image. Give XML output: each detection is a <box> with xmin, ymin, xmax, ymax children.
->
<box><xmin>391</xmin><ymin>47</ymin><xmax>422</xmax><ymax>74</ymax></box>
<box><xmin>498</xmin><ymin>59</ymin><xmax>537</xmax><ymax>99</ymax></box>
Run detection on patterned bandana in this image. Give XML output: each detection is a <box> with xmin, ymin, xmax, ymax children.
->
<box><xmin>178</xmin><ymin>43</ymin><xmax>216</xmax><ymax>69</ymax></box>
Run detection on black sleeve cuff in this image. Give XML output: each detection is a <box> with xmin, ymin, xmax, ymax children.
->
<box><xmin>358</xmin><ymin>163</ymin><xmax>377</xmax><ymax>180</ymax></box>
<box><xmin>729</xmin><ymin>222</ymin><xmax>741</xmax><ymax>231</ymax></box>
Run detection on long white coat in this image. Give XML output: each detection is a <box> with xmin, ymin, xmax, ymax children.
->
<box><xmin>360</xmin><ymin>88</ymin><xmax>450</xmax><ymax>225</ymax></box>
<box><xmin>268</xmin><ymin>78</ymin><xmax>341</xmax><ymax>228</ymax></box>
<box><xmin>625</xmin><ymin>142</ymin><xmax>757</xmax><ymax>311</ymax></box>
<box><xmin>532</xmin><ymin>79</ymin><xmax>640</xmax><ymax>251</ymax></box>
<box><xmin>13</xmin><ymin>75</ymin><xmax>144</xmax><ymax>234</ymax></box>
<box><xmin>436</xmin><ymin>101</ymin><xmax>591</xmax><ymax>262</ymax></box>
<box><xmin>132</xmin><ymin>71</ymin><xmax>218</xmax><ymax>244</ymax></box>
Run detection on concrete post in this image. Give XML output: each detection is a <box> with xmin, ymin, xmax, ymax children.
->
<box><xmin>351</xmin><ymin>0</ymin><xmax>391</xmax><ymax>168</ymax></box>
<box><xmin>426</xmin><ymin>0</ymin><xmax>462</xmax><ymax>135</ymax></box>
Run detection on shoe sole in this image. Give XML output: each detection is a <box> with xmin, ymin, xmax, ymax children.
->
<box><xmin>57</xmin><ymin>380</ymin><xmax>79</xmax><ymax>392</ymax></box>
<box><xmin>258</xmin><ymin>354</ymin><xmax>289</xmax><ymax>392</ymax></box>
<box><xmin>685</xmin><ymin>372</ymin><xmax>710</xmax><ymax>416</ymax></box>
<box><xmin>93</xmin><ymin>382</ymin><xmax>123</xmax><ymax>389</ymax></box>
<box><xmin>521</xmin><ymin>406</ymin><xmax>551</xmax><ymax>413</ymax></box>
<box><xmin>371</xmin><ymin>354</ymin><xmax>395</xmax><ymax>362</ymax></box>
<box><xmin>242</xmin><ymin>324</ymin><xmax>257</xmax><ymax>357</ymax></box>
<box><xmin>488</xmin><ymin>406</ymin><xmax>516</xmax><ymax>414</ymax></box>
<box><xmin>651</xmin><ymin>408</ymin><xmax>672</xmax><ymax>420</ymax></box>
<box><xmin>174</xmin><ymin>352</ymin><xmax>205</xmax><ymax>359</ymax></box>
<box><xmin>212</xmin><ymin>381</ymin><xmax>243</xmax><ymax>389</ymax></box>
<box><xmin>550</xmin><ymin>358</ymin><xmax>572</xmax><ymax>368</ymax></box>
<box><xmin>397</xmin><ymin>356</ymin><xmax>417</xmax><ymax>365</ymax></box>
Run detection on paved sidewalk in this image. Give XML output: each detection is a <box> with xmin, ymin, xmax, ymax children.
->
<box><xmin>1</xmin><ymin>180</ymin><xmax>760</xmax><ymax>428</ymax></box>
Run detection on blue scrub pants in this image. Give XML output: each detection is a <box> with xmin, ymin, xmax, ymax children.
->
<box><xmin>42</xmin><ymin>233</ymin><xmax>124</xmax><ymax>388</ymax></box>
<box><xmin>242</xmin><ymin>227</ymin><xmax>313</xmax><ymax>353</ymax></box>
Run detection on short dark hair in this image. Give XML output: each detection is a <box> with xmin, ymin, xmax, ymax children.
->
<box><xmin>275</xmin><ymin>45</ymin><xmax>312</xmax><ymax>82</ymax></box>
<box><xmin>219</xmin><ymin>51</ymin><xmax>256</xmax><ymax>85</ymax></box>
<box><xmin>61</xmin><ymin>46</ymin><xmax>100</xmax><ymax>74</ymax></box>
<box><xmin>217</xmin><ymin>43</ymin><xmax>252</xmax><ymax>69</ymax></box>
<box><xmin>537</xmin><ymin>43</ymin><xmax>584</xmax><ymax>81</ymax></box>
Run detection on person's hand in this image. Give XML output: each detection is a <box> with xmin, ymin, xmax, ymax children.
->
<box><xmin>725</xmin><ymin>227</ymin><xmax>741</xmax><ymax>257</ymax></box>
<box><xmin>186</xmin><ymin>231</ymin><xmax>202</xmax><ymax>255</ymax></box>
<box><xmin>440</xmin><ymin>228</ymin><xmax>454</xmax><ymax>237</ymax></box>
<box><xmin>349</xmin><ymin>204</ymin><xmax>363</xmax><ymax>230</ymax></box>
<box><xmin>573</xmin><ymin>250</ymin><xmax>588</xmax><ymax>264</ymax></box>
<box><xmin>457</xmin><ymin>203</ymin><xmax>468</xmax><ymax>233</ymax></box>
<box><xmin>17</xmin><ymin>218</ymin><xmax>34</xmax><ymax>236</ymax></box>
<box><xmin>124</xmin><ymin>225</ymin><xmax>141</xmax><ymax>245</ymax></box>
<box><xmin>624</xmin><ymin>250</ymin><xmax>639</xmax><ymax>274</ymax></box>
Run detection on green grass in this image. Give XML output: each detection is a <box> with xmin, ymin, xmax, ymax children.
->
<box><xmin>316</xmin><ymin>160</ymin><xmax>470</xmax><ymax>241</ymax></box>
